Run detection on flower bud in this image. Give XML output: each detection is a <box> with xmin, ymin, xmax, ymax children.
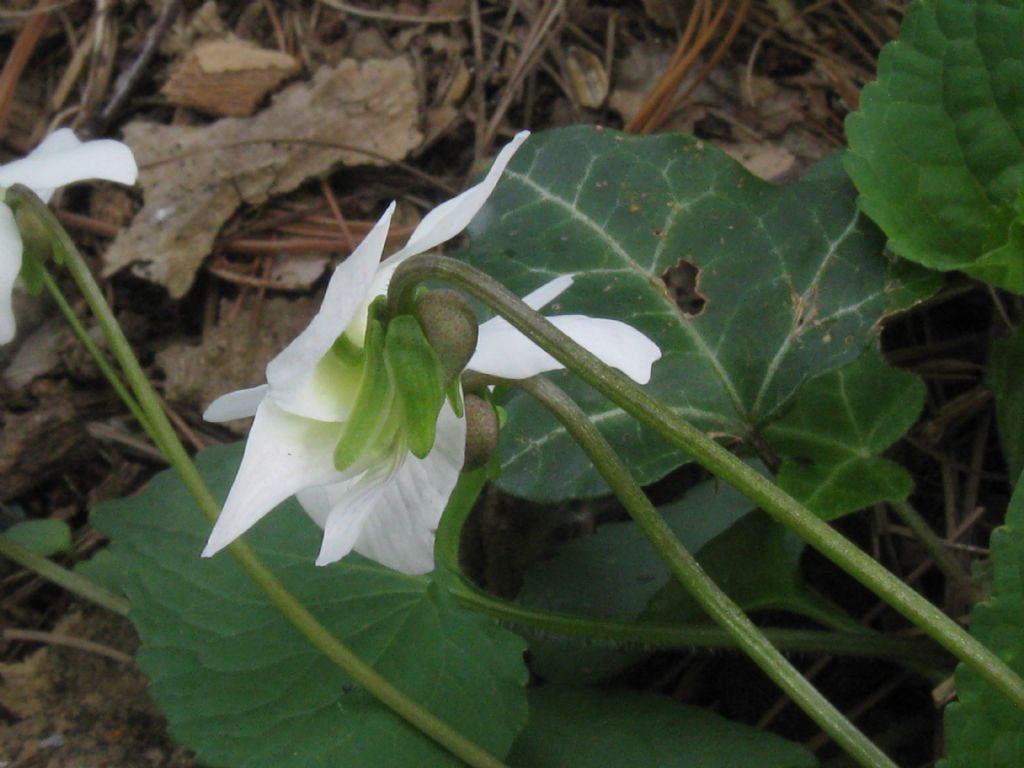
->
<box><xmin>413</xmin><ymin>289</ymin><xmax>478</xmax><ymax>386</ymax></box>
<box><xmin>463</xmin><ymin>394</ymin><xmax>499</xmax><ymax>471</ymax></box>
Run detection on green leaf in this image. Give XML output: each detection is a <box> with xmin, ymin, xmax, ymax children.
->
<box><xmin>844</xmin><ymin>0</ymin><xmax>1024</xmax><ymax>293</ymax></box>
<box><xmin>4</xmin><ymin>518</ymin><xmax>72</xmax><ymax>557</ymax></box>
<box><xmin>990</xmin><ymin>327</ymin><xmax>1024</xmax><ymax>481</ymax></box>
<box><xmin>517</xmin><ymin>469</ymin><xmax>761</xmax><ymax>683</ymax></box>
<box><xmin>763</xmin><ymin>348</ymin><xmax>926</xmax><ymax>520</ymax></box>
<box><xmin>941</xmin><ymin>470</ymin><xmax>1024</xmax><ymax>767</ymax></box>
<box><xmin>507</xmin><ymin>687</ymin><xmax>817</xmax><ymax>768</ymax></box>
<box><xmin>642</xmin><ymin>513</ymin><xmax>863</xmax><ymax>635</ymax></box>
<box><xmin>460</xmin><ymin>127</ymin><xmax>897</xmax><ymax>502</ymax></box>
<box><xmin>91</xmin><ymin>444</ymin><xmax>529</xmax><ymax>768</ymax></box>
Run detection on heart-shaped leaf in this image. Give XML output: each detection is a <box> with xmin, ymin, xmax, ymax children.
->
<box><xmin>90</xmin><ymin>443</ymin><xmax>529</xmax><ymax>768</ymax></box>
<box><xmin>459</xmin><ymin>127</ymin><xmax>900</xmax><ymax>501</ymax></box>
<box><xmin>845</xmin><ymin>0</ymin><xmax>1024</xmax><ymax>292</ymax></box>
<box><xmin>764</xmin><ymin>348</ymin><xmax>926</xmax><ymax>520</ymax></box>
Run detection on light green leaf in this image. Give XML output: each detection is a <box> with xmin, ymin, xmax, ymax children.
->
<box><xmin>90</xmin><ymin>443</ymin><xmax>529</xmax><ymax>768</ymax></box>
<box><xmin>844</xmin><ymin>0</ymin><xmax>1024</xmax><ymax>293</ymax></box>
<box><xmin>941</xmin><ymin>470</ymin><xmax>1024</xmax><ymax>767</ymax></box>
<box><xmin>4</xmin><ymin>518</ymin><xmax>72</xmax><ymax>557</ymax></box>
<box><xmin>460</xmin><ymin>127</ymin><xmax>897</xmax><ymax>502</ymax></box>
<box><xmin>990</xmin><ymin>327</ymin><xmax>1024</xmax><ymax>481</ymax></box>
<box><xmin>507</xmin><ymin>687</ymin><xmax>817</xmax><ymax>768</ymax></box>
<box><xmin>764</xmin><ymin>348</ymin><xmax>926</xmax><ymax>520</ymax></box>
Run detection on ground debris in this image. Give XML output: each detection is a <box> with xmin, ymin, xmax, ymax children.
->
<box><xmin>157</xmin><ymin>296</ymin><xmax>319</xmax><ymax>424</ymax></box>
<box><xmin>103</xmin><ymin>57</ymin><xmax>421</xmax><ymax>298</ymax></box>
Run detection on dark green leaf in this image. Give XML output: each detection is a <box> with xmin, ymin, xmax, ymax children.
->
<box><xmin>642</xmin><ymin>513</ymin><xmax>862</xmax><ymax>635</ymax></box>
<box><xmin>764</xmin><ymin>348</ymin><xmax>926</xmax><ymax>520</ymax></box>
<box><xmin>990</xmin><ymin>327</ymin><xmax>1024</xmax><ymax>480</ymax></box>
<box><xmin>845</xmin><ymin>0</ymin><xmax>1024</xmax><ymax>292</ymax></box>
<box><xmin>517</xmin><ymin>469</ymin><xmax>761</xmax><ymax>683</ymax></box>
<box><xmin>941</xmin><ymin>470</ymin><xmax>1024</xmax><ymax>766</ymax></box>
<box><xmin>508</xmin><ymin>687</ymin><xmax>817</xmax><ymax>768</ymax></box>
<box><xmin>91</xmin><ymin>444</ymin><xmax>529</xmax><ymax>768</ymax></box>
<box><xmin>460</xmin><ymin>128</ymin><xmax>897</xmax><ymax>501</ymax></box>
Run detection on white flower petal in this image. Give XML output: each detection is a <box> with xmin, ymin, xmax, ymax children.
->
<box><xmin>202</xmin><ymin>400</ymin><xmax>343</xmax><ymax>557</ymax></box>
<box><xmin>0</xmin><ymin>132</ymin><xmax>138</xmax><ymax>203</ymax></box>
<box><xmin>521</xmin><ymin>274</ymin><xmax>574</xmax><ymax>310</ymax></box>
<box><xmin>203</xmin><ymin>384</ymin><xmax>269</xmax><ymax>422</ymax></box>
<box><xmin>0</xmin><ymin>204</ymin><xmax>22</xmax><ymax>345</ymax></box>
<box><xmin>352</xmin><ymin>402</ymin><xmax>466</xmax><ymax>574</ymax></box>
<box><xmin>386</xmin><ymin>131</ymin><xmax>529</xmax><ymax>262</ymax></box>
<box><xmin>470</xmin><ymin>314</ymin><xmax>662</xmax><ymax>384</ymax></box>
<box><xmin>304</xmin><ymin>463</ymin><xmax>394</xmax><ymax>566</ymax></box>
<box><xmin>264</xmin><ymin>203</ymin><xmax>395</xmax><ymax>420</ymax></box>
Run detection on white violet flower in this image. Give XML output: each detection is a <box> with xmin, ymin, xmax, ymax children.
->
<box><xmin>203</xmin><ymin>131</ymin><xmax>662</xmax><ymax>574</ymax></box>
<box><xmin>0</xmin><ymin>128</ymin><xmax>138</xmax><ymax>344</ymax></box>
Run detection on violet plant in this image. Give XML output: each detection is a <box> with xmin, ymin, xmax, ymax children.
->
<box><xmin>2</xmin><ymin>3</ymin><xmax>1024</xmax><ymax>763</ymax></box>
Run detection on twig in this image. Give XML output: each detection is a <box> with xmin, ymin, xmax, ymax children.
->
<box><xmin>3</xmin><ymin>628</ymin><xmax>134</xmax><ymax>665</ymax></box>
<box><xmin>84</xmin><ymin>0</ymin><xmax>182</xmax><ymax>135</ymax></box>
<box><xmin>0</xmin><ymin>0</ymin><xmax>55</xmax><ymax>135</ymax></box>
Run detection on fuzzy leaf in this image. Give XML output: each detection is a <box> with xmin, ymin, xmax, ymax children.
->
<box><xmin>90</xmin><ymin>443</ymin><xmax>529</xmax><ymax>768</ymax></box>
<box><xmin>941</xmin><ymin>470</ymin><xmax>1024</xmax><ymax>767</ymax></box>
<box><xmin>845</xmin><ymin>0</ymin><xmax>1024</xmax><ymax>292</ymax></box>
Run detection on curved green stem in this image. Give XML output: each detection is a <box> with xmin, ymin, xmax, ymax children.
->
<box><xmin>10</xmin><ymin>186</ymin><xmax>508</xmax><ymax>768</ymax></box>
<box><xmin>513</xmin><ymin>375</ymin><xmax>897</xmax><ymax>768</ymax></box>
<box><xmin>0</xmin><ymin>533</ymin><xmax>131</xmax><ymax>616</ymax></box>
<box><xmin>39</xmin><ymin>269</ymin><xmax>153</xmax><ymax>436</ymax></box>
<box><xmin>436</xmin><ymin>470</ymin><xmax>949</xmax><ymax>671</ymax></box>
<box><xmin>387</xmin><ymin>254</ymin><xmax>1024</xmax><ymax>713</ymax></box>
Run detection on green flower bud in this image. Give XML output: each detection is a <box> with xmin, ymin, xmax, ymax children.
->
<box><xmin>413</xmin><ymin>289</ymin><xmax>478</xmax><ymax>386</ymax></box>
<box><xmin>462</xmin><ymin>394</ymin><xmax>499</xmax><ymax>471</ymax></box>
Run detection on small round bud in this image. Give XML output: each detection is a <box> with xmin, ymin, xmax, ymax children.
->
<box><xmin>462</xmin><ymin>394</ymin><xmax>498</xmax><ymax>471</ymax></box>
<box><xmin>414</xmin><ymin>289</ymin><xmax>478</xmax><ymax>385</ymax></box>
<box><xmin>15</xmin><ymin>203</ymin><xmax>53</xmax><ymax>263</ymax></box>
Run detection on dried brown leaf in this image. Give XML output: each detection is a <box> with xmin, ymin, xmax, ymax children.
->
<box><xmin>104</xmin><ymin>58</ymin><xmax>421</xmax><ymax>298</ymax></box>
<box><xmin>162</xmin><ymin>37</ymin><xmax>301</xmax><ymax>117</ymax></box>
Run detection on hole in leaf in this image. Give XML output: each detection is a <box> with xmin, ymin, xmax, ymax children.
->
<box><xmin>659</xmin><ymin>258</ymin><xmax>707</xmax><ymax>318</ymax></box>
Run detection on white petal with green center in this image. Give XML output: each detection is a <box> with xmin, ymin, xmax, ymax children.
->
<box><xmin>202</xmin><ymin>400</ymin><xmax>345</xmax><ymax>557</ymax></box>
<box><xmin>470</xmin><ymin>314</ymin><xmax>662</xmax><ymax>384</ymax></box>
<box><xmin>0</xmin><ymin>204</ymin><xmax>22</xmax><ymax>345</ymax></box>
<box><xmin>265</xmin><ymin>203</ymin><xmax>394</xmax><ymax>420</ymax></box>
<box><xmin>298</xmin><ymin>403</ymin><xmax>465</xmax><ymax>573</ymax></box>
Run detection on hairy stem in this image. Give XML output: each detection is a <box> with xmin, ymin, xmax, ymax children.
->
<box><xmin>515</xmin><ymin>375</ymin><xmax>897</xmax><ymax>768</ymax></box>
<box><xmin>388</xmin><ymin>253</ymin><xmax>1024</xmax><ymax>712</ymax></box>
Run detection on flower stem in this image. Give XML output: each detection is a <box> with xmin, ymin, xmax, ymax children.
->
<box><xmin>0</xmin><ymin>533</ymin><xmax>131</xmax><ymax>616</ymax></box>
<box><xmin>10</xmin><ymin>186</ymin><xmax>509</xmax><ymax>768</ymax></box>
<box><xmin>38</xmin><ymin>268</ymin><xmax>153</xmax><ymax>436</ymax></box>
<box><xmin>514</xmin><ymin>375</ymin><xmax>897</xmax><ymax>768</ymax></box>
<box><xmin>388</xmin><ymin>253</ymin><xmax>1024</xmax><ymax>713</ymax></box>
<box><xmin>436</xmin><ymin>472</ymin><xmax>950</xmax><ymax>671</ymax></box>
